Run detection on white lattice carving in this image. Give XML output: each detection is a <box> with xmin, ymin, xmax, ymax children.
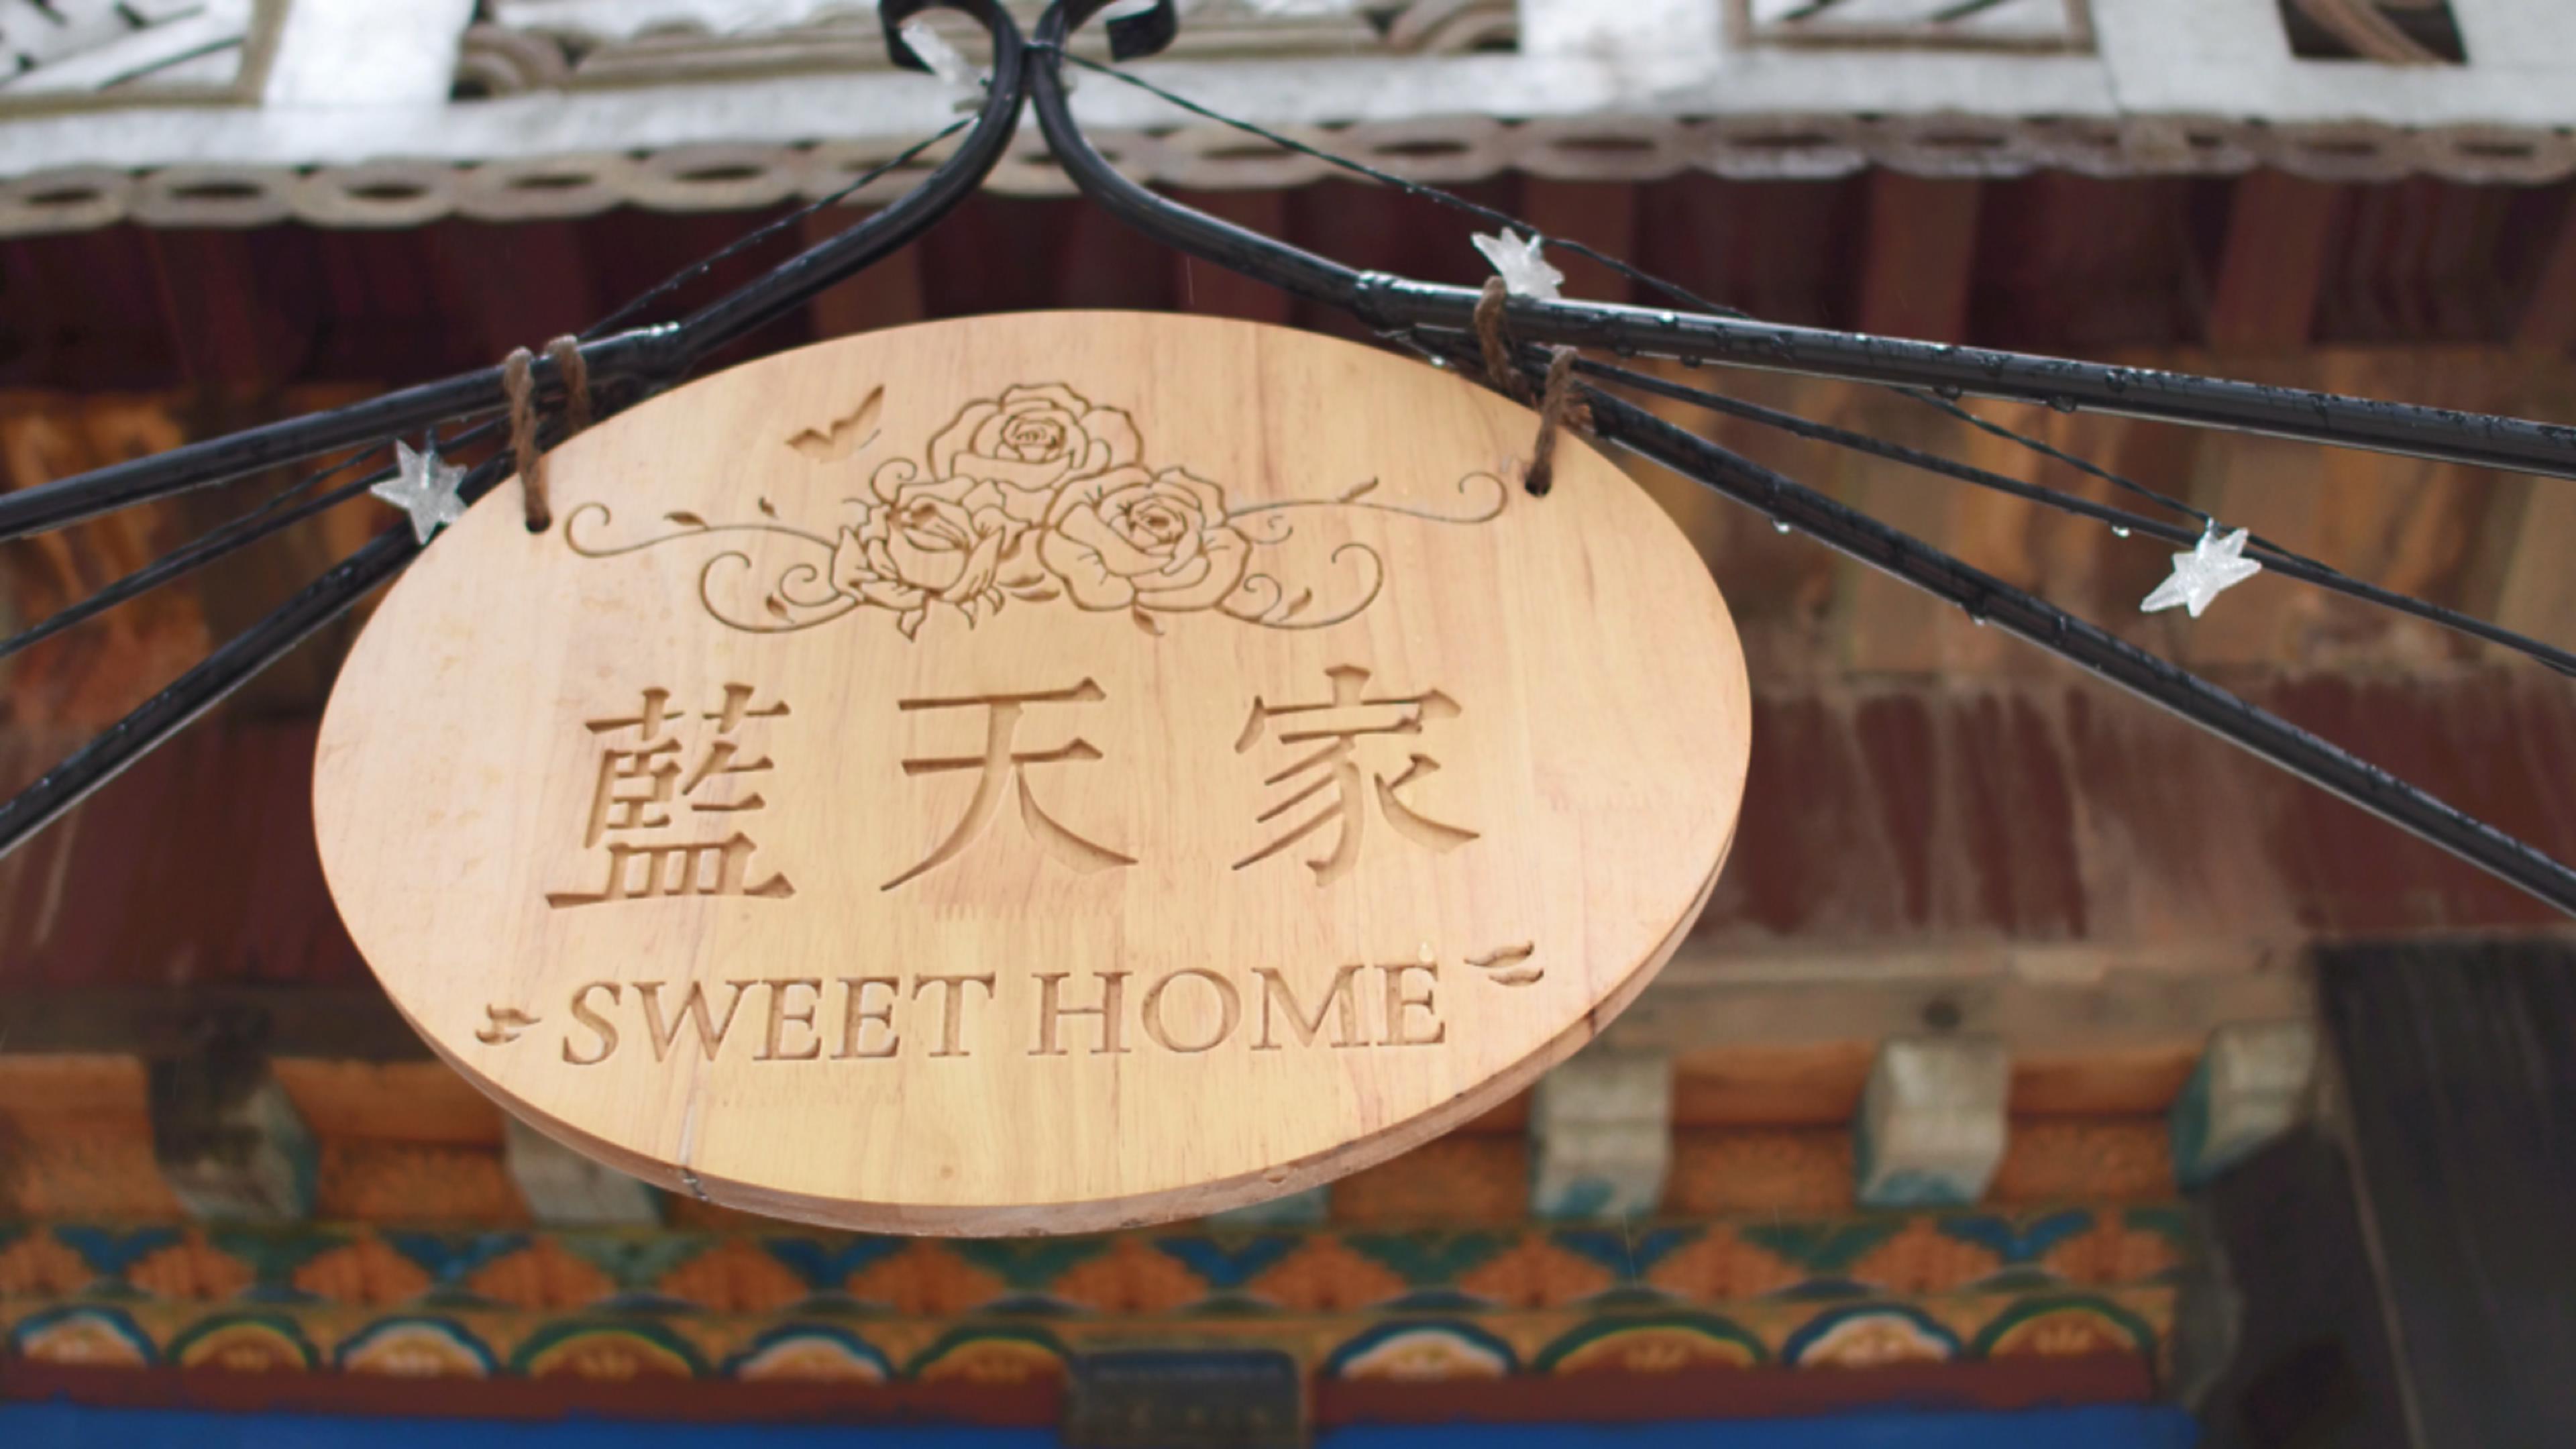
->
<box><xmin>0</xmin><ymin>0</ymin><xmax>256</xmax><ymax>99</ymax></box>
<box><xmin>0</xmin><ymin>0</ymin><xmax>2572</xmax><ymax>233</ymax></box>
<box><xmin>8</xmin><ymin>108</ymin><xmax>2567</xmax><ymax>235</ymax></box>
<box><xmin>1737</xmin><ymin>0</ymin><xmax>2091</xmax><ymax>51</ymax></box>
<box><xmin>464</xmin><ymin>0</ymin><xmax>1511</xmax><ymax>95</ymax></box>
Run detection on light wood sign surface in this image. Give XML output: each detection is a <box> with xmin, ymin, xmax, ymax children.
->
<box><xmin>315</xmin><ymin>312</ymin><xmax>1750</xmax><ymax>1234</ymax></box>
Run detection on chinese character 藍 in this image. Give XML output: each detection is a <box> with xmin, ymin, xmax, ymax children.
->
<box><xmin>883</xmin><ymin>678</ymin><xmax>1136</xmax><ymax>890</ymax></box>
<box><xmin>1232</xmin><ymin>665</ymin><xmax>1478</xmax><ymax>885</ymax></box>
<box><xmin>547</xmin><ymin>684</ymin><xmax>796</xmax><ymax>908</ymax></box>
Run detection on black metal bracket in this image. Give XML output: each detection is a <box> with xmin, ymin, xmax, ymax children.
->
<box><xmin>0</xmin><ymin>0</ymin><xmax>1028</xmax><ymax>547</ymax></box>
<box><xmin>1030</xmin><ymin>2</ymin><xmax>2576</xmax><ymax>483</ymax></box>
<box><xmin>1025</xmin><ymin>0</ymin><xmax>2576</xmax><ymax>916</ymax></box>
<box><xmin>0</xmin><ymin>0</ymin><xmax>1031</xmax><ymax>857</ymax></box>
<box><xmin>3</xmin><ymin>0</ymin><xmax>2573</xmax><ymax>920</ymax></box>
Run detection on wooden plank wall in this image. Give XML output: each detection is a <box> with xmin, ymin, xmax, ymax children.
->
<box><xmin>1</xmin><ymin>173</ymin><xmax>2569</xmax><ymax>387</ymax></box>
<box><xmin>6</xmin><ymin>168</ymin><xmax>2574</xmax><ymax>982</ymax></box>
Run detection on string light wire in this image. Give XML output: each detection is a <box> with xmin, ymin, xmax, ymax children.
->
<box><xmin>582</xmin><ymin>117</ymin><xmax>975</xmax><ymax>341</ymax></box>
<box><xmin>1068</xmin><ymin>49</ymin><xmax>2210</xmax><ymax>531</ymax></box>
<box><xmin>1570</xmin><ymin>354</ymin><xmax>2576</xmax><ymax>677</ymax></box>
<box><xmin>0</xmin><ymin>125</ymin><xmax>977</xmax><ymax>667</ymax></box>
<box><xmin>1066</xmin><ymin>52</ymin><xmax>2563</xmax><ymax>668</ymax></box>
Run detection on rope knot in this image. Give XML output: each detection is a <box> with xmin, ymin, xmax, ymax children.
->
<box><xmin>1472</xmin><ymin>276</ymin><xmax>1587</xmax><ymax>496</ymax></box>
<box><xmin>502</xmin><ymin>335</ymin><xmax>593</xmax><ymax>534</ymax></box>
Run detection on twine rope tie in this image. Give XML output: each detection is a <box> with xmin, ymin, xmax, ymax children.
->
<box><xmin>1472</xmin><ymin>276</ymin><xmax>1533</xmax><ymax>404</ymax></box>
<box><xmin>1524</xmin><ymin>345</ymin><xmax>1591</xmax><ymax>498</ymax></box>
<box><xmin>1473</xmin><ymin>276</ymin><xmax>1585</xmax><ymax>496</ymax></box>
<box><xmin>502</xmin><ymin>336</ymin><xmax>594</xmax><ymax>533</ymax></box>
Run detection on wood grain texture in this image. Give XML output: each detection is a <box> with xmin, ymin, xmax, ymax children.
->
<box><xmin>314</xmin><ymin>312</ymin><xmax>1750</xmax><ymax>1235</ymax></box>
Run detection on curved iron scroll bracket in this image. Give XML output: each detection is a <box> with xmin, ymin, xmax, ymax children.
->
<box><xmin>0</xmin><ymin>0</ymin><xmax>1032</xmax><ymax>857</ymax></box>
<box><xmin>0</xmin><ymin>1</ymin><xmax>1029</xmax><ymax>545</ymax></box>
<box><xmin>1027</xmin><ymin>0</ymin><xmax>2576</xmax><ymax>916</ymax></box>
<box><xmin>1033</xmin><ymin>0</ymin><xmax>2576</xmax><ymax>484</ymax></box>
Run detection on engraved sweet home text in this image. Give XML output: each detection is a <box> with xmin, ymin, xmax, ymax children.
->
<box><xmin>549</xmin><ymin>963</ymin><xmax>1452</xmax><ymax>1066</ymax></box>
<box><xmin>498</xmin><ymin>671</ymin><xmax>1521</xmax><ymax>1060</ymax></box>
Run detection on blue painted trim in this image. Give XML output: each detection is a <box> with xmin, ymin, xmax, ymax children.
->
<box><xmin>1</xmin><ymin>1403</ymin><xmax>2199</xmax><ymax>1448</ymax></box>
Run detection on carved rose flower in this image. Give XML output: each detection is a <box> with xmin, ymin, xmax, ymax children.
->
<box><xmin>1038</xmin><ymin>465</ymin><xmax>1250</xmax><ymax>614</ymax></box>
<box><xmin>927</xmin><ymin>384</ymin><xmax>1142</xmax><ymax>525</ymax></box>
<box><xmin>831</xmin><ymin>474</ymin><xmax>1049</xmax><ymax>637</ymax></box>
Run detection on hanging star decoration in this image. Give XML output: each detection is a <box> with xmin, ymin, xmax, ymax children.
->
<box><xmin>373</xmin><ymin>439</ymin><xmax>468</xmax><ymax>545</ymax></box>
<box><xmin>2141</xmin><ymin>523</ymin><xmax>2263</xmax><ymax>619</ymax></box>
<box><xmin>1472</xmin><ymin>229</ymin><xmax>1565</xmax><ymax>302</ymax></box>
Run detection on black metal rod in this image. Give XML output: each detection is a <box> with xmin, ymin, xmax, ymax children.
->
<box><xmin>1543</xmin><ymin>350</ymin><xmax>2576</xmax><ymax>918</ymax></box>
<box><xmin>672</xmin><ymin>0</ymin><xmax>1027</xmax><ymax>357</ymax></box>
<box><xmin>0</xmin><ymin>1</ymin><xmax>1031</xmax><ymax>862</ymax></box>
<box><xmin>1033</xmin><ymin>1</ymin><xmax>2576</xmax><ymax>917</ymax></box>
<box><xmin>0</xmin><ymin>488</ymin><xmax>447</xmax><ymax>859</ymax></box>
<box><xmin>0</xmin><ymin>335</ymin><xmax>665</xmax><ymax>544</ymax></box>
<box><xmin>1028</xmin><ymin>8</ymin><xmax>2576</xmax><ymax>484</ymax></box>
<box><xmin>1578</xmin><ymin>354</ymin><xmax>2576</xmax><ymax>680</ymax></box>
<box><xmin>0</xmin><ymin>0</ymin><xmax>1028</xmax><ymax>548</ymax></box>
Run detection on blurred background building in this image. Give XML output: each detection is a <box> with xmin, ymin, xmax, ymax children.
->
<box><xmin>4</xmin><ymin>1</ymin><xmax>2575</xmax><ymax>1444</ymax></box>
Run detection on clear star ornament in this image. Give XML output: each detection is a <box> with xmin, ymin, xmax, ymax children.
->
<box><xmin>372</xmin><ymin>439</ymin><xmax>469</xmax><ymax>545</ymax></box>
<box><xmin>2141</xmin><ymin>524</ymin><xmax>2263</xmax><ymax>619</ymax></box>
<box><xmin>1472</xmin><ymin>230</ymin><xmax>1566</xmax><ymax>303</ymax></box>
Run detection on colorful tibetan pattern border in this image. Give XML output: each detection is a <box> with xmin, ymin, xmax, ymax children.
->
<box><xmin>4</xmin><ymin>1293</ymin><xmax>2173</xmax><ymax>1385</ymax></box>
<box><xmin>2</xmin><ymin>1206</ymin><xmax>2183</xmax><ymax>1385</ymax></box>
<box><xmin>0</xmin><ymin>1205</ymin><xmax>2186</xmax><ymax>1315</ymax></box>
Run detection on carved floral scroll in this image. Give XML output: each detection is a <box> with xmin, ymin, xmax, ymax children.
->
<box><xmin>567</xmin><ymin>382</ymin><xmax>1507</xmax><ymax>641</ymax></box>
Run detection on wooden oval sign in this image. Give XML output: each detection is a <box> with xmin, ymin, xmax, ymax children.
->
<box><xmin>315</xmin><ymin>312</ymin><xmax>1750</xmax><ymax>1234</ymax></box>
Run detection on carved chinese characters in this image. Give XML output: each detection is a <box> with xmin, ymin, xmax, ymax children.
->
<box><xmin>884</xmin><ymin>680</ymin><xmax>1132</xmax><ymax>890</ymax></box>
<box><xmin>315</xmin><ymin>313</ymin><xmax>1750</xmax><ymax>1234</ymax></box>
<box><xmin>1234</xmin><ymin>666</ymin><xmax>1475</xmax><ymax>885</ymax></box>
<box><xmin>549</xmin><ymin>684</ymin><xmax>796</xmax><ymax>907</ymax></box>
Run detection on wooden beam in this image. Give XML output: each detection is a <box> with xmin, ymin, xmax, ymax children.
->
<box><xmin>2170</xmin><ymin>1020</ymin><xmax>2318</xmax><ymax>1187</ymax></box>
<box><xmin>796</xmin><ymin>207</ymin><xmax>928</xmax><ymax>338</ymax></box>
<box><xmin>504</xmin><ymin>1116</ymin><xmax>662</xmax><ymax>1225</ymax></box>
<box><xmin>2477</xmin><ymin>474</ymin><xmax>2576</xmax><ymax>657</ymax></box>
<box><xmin>1206</xmin><ymin>1185</ymin><xmax>1330</xmax><ymax>1226</ymax></box>
<box><xmin>0</xmin><ymin>1054</ymin><xmax>156</xmax><ymax>1141</ymax></box>
<box><xmin>428</xmin><ymin>219</ymin><xmax>600</xmax><ymax>358</ymax></box>
<box><xmin>0</xmin><ymin>989</ymin><xmax>426</xmax><ymax>1059</ymax></box>
<box><xmin>1854</xmin><ymin>1036</ymin><xmax>2008</xmax><ymax>1206</ymax></box>
<box><xmin>2206</xmin><ymin>172</ymin><xmax>2344</xmax><ymax>350</ymax></box>
<box><xmin>140</xmin><ymin>231</ymin><xmax>314</xmax><ymax>396</ymax></box>
<box><xmin>1528</xmin><ymin>1052</ymin><xmax>1671</xmax><ymax>1218</ymax></box>
<box><xmin>148</xmin><ymin>1043</ymin><xmax>317</xmax><ymax>1222</ymax></box>
<box><xmin>1630</xmin><ymin>955</ymin><xmax>2314</xmax><ymax>1045</ymax></box>
<box><xmin>268</xmin><ymin>1059</ymin><xmax>503</xmax><ymax>1144</ymax></box>
<box><xmin>0</xmin><ymin>393</ymin><xmax>209</xmax><ymax>728</ymax></box>
<box><xmin>1168</xmin><ymin>189</ymin><xmax>1293</xmax><ymax>323</ymax></box>
<box><xmin>2514</xmin><ymin>194</ymin><xmax>2576</xmax><ymax>352</ymax></box>
<box><xmin>1855</xmin><ymin>172</ymin><xmax>1982</xmax><ymax>342</ymax></box>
